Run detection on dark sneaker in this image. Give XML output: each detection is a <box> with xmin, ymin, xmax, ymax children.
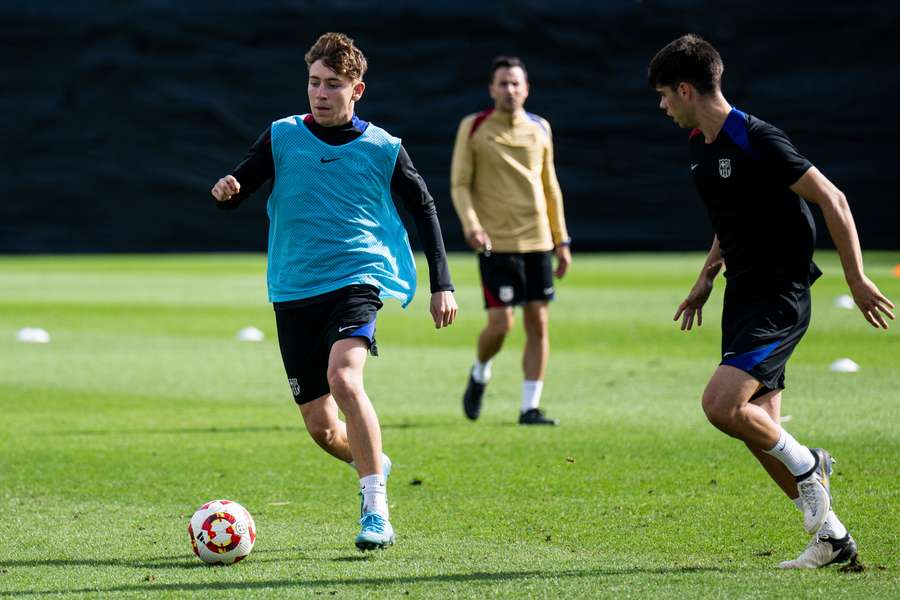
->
<box><xmin>518</xmin><ymin>408</ymin><xmax>559</xmax><ymax>426</ymax></box>
<box><xmin>778</xmin><ymin>533</ymin><xmax>858</xmax><ymax>568</ymax></box>
<box><xmin>463</xmin><ymin>373</ymin><xmax>486</xmax><ymax>421</ymax></box>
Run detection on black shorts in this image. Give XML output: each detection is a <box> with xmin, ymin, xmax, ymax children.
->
<box><xmin>274</xmin><ymin>285</ymin><xmax>382</xmax><ymax>405</ymax></box>
<box><xmin>720</xmin><ymin>283</ymin><xmax>811</xmax><ymax>393</ymax></box>
<box><xmin>479</xmin><ymin>251</ymin><xmax>555</xmax><ymax>309</ymax></box>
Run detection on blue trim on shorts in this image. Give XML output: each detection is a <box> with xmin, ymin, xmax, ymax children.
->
<box><xmin>722</xmin><ymin>339</ymin><xmax>781</xmax><ymax>371</ymax></box>
<box><xmin>349</xmin><ymin>316</ymin><xmax>376</xmax><ymax>342</ymax></box>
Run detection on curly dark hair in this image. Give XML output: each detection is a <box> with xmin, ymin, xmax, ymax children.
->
<box><xmin>305</xmin><ymin>32</ymin><xmax>368</xmax><ymax>81</ymax></box>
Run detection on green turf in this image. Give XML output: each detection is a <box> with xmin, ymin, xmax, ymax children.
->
<box><xmin>1</xmin><ymin>252</ymin><xmax>898</xmax><ymax>598</ymax></box>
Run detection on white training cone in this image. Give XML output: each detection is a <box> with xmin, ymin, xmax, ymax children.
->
<box><xmin>833</xmin><ymin>295</ymin><xmax>855</xmax><ymax>310</ymax></box>
<box><xmin>829</xmin><ymin>358</ymin><xmax>859</xmax><ymax>373</ymax></box>
<box><xmin>16</xmin><ymin>327</ymin><xmax>51</xmax><ymax>343</ymax></box>
<box><xmin>237</xmin><ymin>326</ymin><xmax>264</xmax><ymax>342</ymax></box>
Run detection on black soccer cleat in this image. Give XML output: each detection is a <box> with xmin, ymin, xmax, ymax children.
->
<box><xmin>518</xmin><ymin>408</ymin><xmax>559</xmax><ymax>426</ymax></box>
<box><xmin>463</xmin><ymin>373</ymin><xmax>486</xmax><ymax>421</ymax></box>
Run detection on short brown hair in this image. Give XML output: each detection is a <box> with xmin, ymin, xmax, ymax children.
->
<box><xmin>490</xmin><ymin>56</ymin><xmax>528</xmax><ymax>83</ymax></box>
<box><xmin>305</xmin><ymin>32</ymin><xmax>368</xmax><ymax>81</ymax></box>
<box><xmin>648</xmin><ymin>34</ymin><xmax>724</xmax><ymax>95</ymax></box>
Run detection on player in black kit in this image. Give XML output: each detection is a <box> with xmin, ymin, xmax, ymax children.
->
<box><xmin>648</xmin><ymin>34</ymin><xmax>894</xmax><ymax>568</ymax></box>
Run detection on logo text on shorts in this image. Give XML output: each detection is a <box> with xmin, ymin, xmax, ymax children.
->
<box><xmin>288</xmin><ymin>378</ymin><xmax>301</xmax><ymax>397</ymax></box>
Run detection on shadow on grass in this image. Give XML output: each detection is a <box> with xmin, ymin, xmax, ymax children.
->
<box><xmin>37</xmin><ymin>420</ymin><xmax>450</xmax><ymax>437</ymax></box>
<box><xmin>0</xmin><ymin>566</ymin><xmax>728</xmax><ymax>597</ymax></box>
<box><xmin>0</xmin><ymin>549</ymin><xmax>305</xmax><ymax>570</ymax></box>
<box><xmin>36</xmin><ymin>425</ymin><xmax>303</xmax><ymax>436</ymax></box>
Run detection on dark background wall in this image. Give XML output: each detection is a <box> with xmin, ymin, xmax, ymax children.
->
<box><xmin>2</xmin><ymin>0</ymin><xmax>898</xmax><ymax>253</ymax></box>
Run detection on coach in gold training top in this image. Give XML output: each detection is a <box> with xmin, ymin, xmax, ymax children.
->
<box><xmin>451</xmin><ymin>56</ymin><xmax>571</xmax><ymax>426</ymax></box>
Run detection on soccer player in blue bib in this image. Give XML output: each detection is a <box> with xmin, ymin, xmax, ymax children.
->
<box><xmin>211</xmin><ymin>32</ymin><xmax>458</xmax><ymax>550</ymax></box>
<box><xmin>649</xmin><ymin>35</ymin><xmax>894</xmax><ymax>568</ymax></box>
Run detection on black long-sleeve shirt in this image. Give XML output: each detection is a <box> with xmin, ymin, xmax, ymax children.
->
<box><xmin>217</xmin><ymin>115</ymin><xmax>453</xmax><ymax>293</ymax></box>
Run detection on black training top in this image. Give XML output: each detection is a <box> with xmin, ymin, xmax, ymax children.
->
<box><xmin>217</xmin><ymin>114</ymin><xmax>454</xmax><ymax>294</ymax></box>
<box><xmin>689</xmin><ymin>108</ymin><xmax>821</xmax><ymax>289</ymax></box>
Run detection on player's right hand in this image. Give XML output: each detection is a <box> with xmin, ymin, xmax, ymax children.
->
<box><xmin>430</xmin><ymin>291</ymin><xmax>458</xmax><ymax>329</ymax></box>
<box><xmin>674</xmin><ymin>277</ymin><xmax>714</xmax><ymax>331</ymax></box>
<box><xmin>849</xmin><ymin>276</ymin><xmax>895</xmax><ymax>329</ymax></box>
<box><xmin>466</xmin><ymin>229</ymin><xmax>492</xmax><ymax>254</ymax></box>
<box><xmin>211</xmin><ymin>175</ymin><xmax>241</xmax><ymax>202</ymax></box>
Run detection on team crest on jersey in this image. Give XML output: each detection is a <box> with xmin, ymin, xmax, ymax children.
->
<box><xmin>288</xmin><ymin>378</ymin><xmax>301</xmax><ymax>397</ymax></box>
<box><xmin>498</xmin><ymin>286</ymin><xmax>515</xmax><ymax>303</ymax></box>
<box><xmin>718</xmin><ymin>158</ymin><xmax>732</xmax><ymax>178</ymax></box>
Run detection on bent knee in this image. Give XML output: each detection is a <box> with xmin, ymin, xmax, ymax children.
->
<box><xmin>327</xmin><ymin>368</ymin><xmax>363</xmax><ymax>400</ymax></box>
<box><xmin>701</xmin><ymin>392</ymin><xmax>736</xmax><ymax>427</ymax></box>
<box><xmin>306</xmin><ymin>423</ymin><xmax>338</xmax><ymax>447</ymax></box>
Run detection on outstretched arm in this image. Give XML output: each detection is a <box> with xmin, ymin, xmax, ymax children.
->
<box><xmin>391</xmin><ymin>145</ymin><xmax>458</xmax><ymax>329</ymax></box>
<box><xmin>791</xmin><ymin>167</ymin><xmax>894</xmax><ymax>329</ymax></box>
<box><xmin>674</xmin><ymin>236</ymin><xmax>723</xmax><ymax>331</ymax></box>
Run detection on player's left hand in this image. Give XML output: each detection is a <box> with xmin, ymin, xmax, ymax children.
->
<box><xmin>430</xmin><ymin>291</ymin><xmax>458</xmax><ymax>329</ymax></box>
<box><xmin>849</xmin><ymin>276</ymin><xmax>895</xmax><ymax>329</ymax></box>
<box><xmin>554</xmin><ymin>244</ymin><xmax>571</xmax><ymax>279</ymax></box>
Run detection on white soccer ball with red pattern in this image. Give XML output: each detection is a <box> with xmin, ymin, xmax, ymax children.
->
<box><xmin>188</xmin><ymin>499</ymin><xmax>256</xmax><ymax>564</ymax></box>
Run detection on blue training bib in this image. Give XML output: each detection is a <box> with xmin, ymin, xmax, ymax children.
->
<box><xmin>266</xmin><ymin>115</ymin><xmax>417</xmax><ymax>307</ymax></box>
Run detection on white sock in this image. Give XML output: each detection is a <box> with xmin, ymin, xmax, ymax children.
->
<box><xmin>359</xmin><ymin>474</ymin><xmax>388</xmax><ymax>518</ymax></box>
<box><xmin>819</xmin><ymin>510</ymin><xmax>848</xmax><ymax>539</ymax></box>
<box><xmin>521</xmin><ymin>380</ymin><xmax>544</xmax><ymax>413</ymax></box>
<box><xmin>471</xmin><ymin>358</ymin><xmax>492</xmax><ymax>384</ymax></box>
<box><xmin>764</xmin><ymin>428</ymin><xmax>815</xmax><ymax>476</ymax></box>
<box><xmin>792</xmin><ymin>499</ymin><xmax>847</xmax><ymax>539</ymax></box>
<box><xmin>792</xmin><ymin>497</ymin><xmax>803</xmax><ymax>511</ymax></box>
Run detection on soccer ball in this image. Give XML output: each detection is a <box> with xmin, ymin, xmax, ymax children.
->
<box><xmin>188</xmin><ymin>499</ymin><xmax>256</xmax><ymax>564</ymax></box>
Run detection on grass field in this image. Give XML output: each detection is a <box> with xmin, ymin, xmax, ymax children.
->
<box><xmin>1</xmin><ymin>252</ymin><xmax>898</xmax><ymax>599</ymax></box>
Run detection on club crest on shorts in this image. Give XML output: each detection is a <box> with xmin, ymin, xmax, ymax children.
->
<box><xmin>718</xmin><ymin>158</ymin><xmax>732</xmax><ymax>178</ymax></box>
<box><xmin>288</xmin><ymin>378</ymin><xmax>301</xmax><ymax>397</ymax></box>
<box><xmin>499</xmin><ymin>285</ymin><xmax>514</xmax><ymax>303</ymax></box>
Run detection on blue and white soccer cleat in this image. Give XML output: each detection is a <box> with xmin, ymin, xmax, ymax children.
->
<box><xmin>355</xmin><ymin>511</ymin><xmax>395</xmax><ymax>551</ymax></box>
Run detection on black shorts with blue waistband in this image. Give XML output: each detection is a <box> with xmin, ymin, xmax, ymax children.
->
<box><xmin>274</xmin><ymin>284</ymin><xmax>382</xmax><ymax>405</ymax></box>
<box><xmin>719</xmin><ymin>272</ymin><xmax>819</xmax><ymax>398</ymax></box>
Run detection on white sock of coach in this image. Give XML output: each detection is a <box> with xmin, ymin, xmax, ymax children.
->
<box><xmin>472</xmin><ymin>358</ymin><xmax>493</xmax><ymax>384</ymax></box>
<box><xmin>521</xmin><ymin>380</ymin><xmax>544</xmax><ymax>413</ymax></box>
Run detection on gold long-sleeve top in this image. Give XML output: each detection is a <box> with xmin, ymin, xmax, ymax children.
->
<box><xmin>450</xmin><ymin>108</ymin><xmax>569</xmax><ymax>253</ymax></box>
